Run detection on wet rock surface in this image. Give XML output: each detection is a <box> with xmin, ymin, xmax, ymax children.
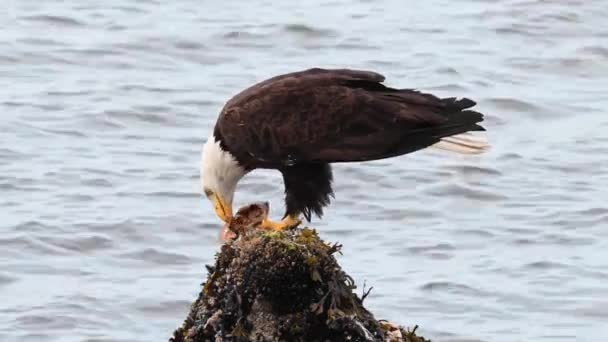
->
<box><xmin>172</xmin><ymin>205</ymin><xmax>427</xmax><ymax>342</ymax></box>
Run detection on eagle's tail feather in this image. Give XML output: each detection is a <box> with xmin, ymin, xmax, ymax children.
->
<box><xmin>422</xmin><ymin>97</ymin><xmax>489</xmax><ymax>155</ymax></box>
<box><xmin>432</xmin><ymin>132</ymin><xmax>489</xmax><ymax>155</ymax></box>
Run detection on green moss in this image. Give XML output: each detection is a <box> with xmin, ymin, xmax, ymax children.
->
<box><xmin>305</xmin><ymin>255</ymin><xmax>318</xmax><ymax>266</ymax></box>
<box><xmin>261</xmin><ymin>230</ymin><xmax>285</xmax><ymax>240</ymax></box>
<box><xmin>290</xmin><ymin>324</ymin><xmax>304</xmax><ymax>335</ymax></box>
<box><xmin>295</xmin><ymin>227</ymin><xmax>319</xmax><ymax>245</ymax></box>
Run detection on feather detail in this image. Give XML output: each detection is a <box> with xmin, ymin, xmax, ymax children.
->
<box><xmin>431</xmin><ymin>133</ymin><xmax>489</xmax><ymax>155</ymax></box>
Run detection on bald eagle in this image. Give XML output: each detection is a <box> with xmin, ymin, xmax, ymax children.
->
<box><xmin>200</xmin><ymin>68</ymin><xmax>488</xmax><ymax>230</ymax></box>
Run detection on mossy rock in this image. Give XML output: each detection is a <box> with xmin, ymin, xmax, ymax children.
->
<box><xmin>170</xmin><ymin>226</ymin><xmax>428</xmax><ymax>342</ymax></box>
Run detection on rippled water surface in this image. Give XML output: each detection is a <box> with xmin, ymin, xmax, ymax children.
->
<box><xmin>3</xmin><ymin>1</ymin><xmax>608</xmax><ymax>341</ymax></box>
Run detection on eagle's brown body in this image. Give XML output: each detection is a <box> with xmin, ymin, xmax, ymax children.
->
<box><xmin>211</xmin><ymin>68</ymin><xmax>486</xmax><ymax>221</ymax></box>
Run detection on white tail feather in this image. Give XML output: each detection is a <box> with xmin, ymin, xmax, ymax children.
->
<box><xmin>431</xmin><ymin>133</ymin><xmax>489</xmax><ymax>155</ymax></box>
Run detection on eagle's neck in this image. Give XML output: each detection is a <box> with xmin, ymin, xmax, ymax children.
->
<box><xmin>200</xmin><ymin>133</ymin><xmax>247</xmax><ymax>204</ymax></box>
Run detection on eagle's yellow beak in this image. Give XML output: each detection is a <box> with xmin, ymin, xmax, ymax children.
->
<box><xmin>208</xmin><ymin>192</ymin><xmax>232</xmax><ymax>222</ymax></box>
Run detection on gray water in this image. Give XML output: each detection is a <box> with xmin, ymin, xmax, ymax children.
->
<box><xmin>2</xmin><ymin>0</ymin><xmax>608</xmax><ymax>341</ymax></box>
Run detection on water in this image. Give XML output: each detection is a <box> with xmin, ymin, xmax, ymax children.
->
<box><xmin>2</xmin><ymin>0</ymin><xmax>608</xmax><ymax>341</ymax></box>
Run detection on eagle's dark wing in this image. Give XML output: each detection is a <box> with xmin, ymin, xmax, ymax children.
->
<box><xmin>216</xmin><ymin>68</ymin><xmax>485</xmax><ymax>166</ymax></box>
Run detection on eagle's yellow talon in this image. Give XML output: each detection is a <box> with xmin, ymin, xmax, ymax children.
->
<box><xmin>260</xmin><ymin>215</ymin><xmax>301</xmax><ymax>231</ymax></box>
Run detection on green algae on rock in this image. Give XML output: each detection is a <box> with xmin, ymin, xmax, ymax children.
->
<box><xmin>170</xmin><ymin>225</ymin><xmax>428</xmax><ymax>342</ymax></box>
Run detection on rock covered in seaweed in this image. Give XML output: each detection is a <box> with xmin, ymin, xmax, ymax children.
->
<box><xmin>171</xmin><ymin>204</ymin><xmax>428</xmax><ymax>342</ymax></box>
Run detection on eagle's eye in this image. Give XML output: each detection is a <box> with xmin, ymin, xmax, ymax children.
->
<box><xmin>203</xmin><ymin>188</ymin><xmax>213</xmax><ymax>198</ymax></box>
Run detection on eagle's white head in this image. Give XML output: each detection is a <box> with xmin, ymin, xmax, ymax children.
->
<box><xmin>200</xmin><ymin>134</ymin><xmax>247</xmax><ymax>222</ymax></box>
